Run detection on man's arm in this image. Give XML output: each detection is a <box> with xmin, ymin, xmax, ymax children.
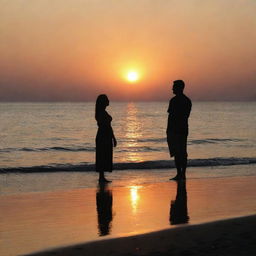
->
<box><xmin>166</xmin><ymin>99</ymin><xmax>173</xmax><ymax>133</ymax></box>
<box><xmin>187</xmin><ymin>99</ymin><xmax>192</xmax><ymax>118</ymax></box>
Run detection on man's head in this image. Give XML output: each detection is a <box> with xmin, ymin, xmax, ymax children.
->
<box><xmin>172</xmin><ymin>80</ymin><xmax>185</xmax><ymax>95</ymax></box>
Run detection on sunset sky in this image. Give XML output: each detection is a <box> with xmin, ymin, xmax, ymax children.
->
<box><xmin>1</xmin><ymin>0</ymin><xmax>255</xmax><ymax>101</ymax></box>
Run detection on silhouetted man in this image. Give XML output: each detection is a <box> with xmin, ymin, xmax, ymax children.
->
<box><xmin>167</xmin><ymin>80</ymin><xmax>192</xmax><ymax>180</ymax></box>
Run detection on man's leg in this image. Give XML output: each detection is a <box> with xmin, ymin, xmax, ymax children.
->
<box><xmin>168</xmin><ymin>134</ymin><xmax>177</xmax><ymax>180</ymax></box>
<box><xmin>169</xmin><ymin>155</ymin><xmax>182</xmax><ymax>180</ymax></box>
<box><xmin>181</xmin><ymin>156</ymin><xmax>187</xmax><ymax>179</ymax></box>
<box><xmin>174</xmin><ymin>155</ymin><xmax>183</xmax><ymax>179</ymax></box>
<box><xmin>181</xmin><ymin>135</ymin><xmax>188</xmax><ymax>179</ymax></box>
<box><xmin>169</xmin><ymin>135</ymin><xmax>183</xmax><ymax>180</ymax></box>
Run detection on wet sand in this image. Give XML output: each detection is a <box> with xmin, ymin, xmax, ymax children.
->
<box><xmin>1</xmin><ymin>175</ymin><xmax>256</xmax><ymax>256</ymax></box>
<box><xmin>28</xmin><ymin>215</ymin><xmax>256</xmax><ymax>256</ymax></box>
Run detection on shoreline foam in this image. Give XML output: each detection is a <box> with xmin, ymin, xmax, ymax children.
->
<box><xmin>1</xmin><ymin>157</ymin><xmax>256</xmax><ymax>173</ymax></box>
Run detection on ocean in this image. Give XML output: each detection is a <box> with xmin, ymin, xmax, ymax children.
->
<box><xmin>1</xmin><ymin>101</ymin><xmax>255</xmax><ymax>168</ymax></box>
<box><xmin>0</xmin><ymin>102</ymin><xmax>255</xmax><ymax>193</ymax></box>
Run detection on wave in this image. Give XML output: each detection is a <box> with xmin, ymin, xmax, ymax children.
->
<box><xmin>0</xmin><ymin>146</ymin><xmax>164</xmax><ymax>153</ymax></box>
<box><xmin>1</xmin><ymin>157</ymin><xmax>255</xmax><ymax>173</ymax></box>
<box><xmin>0</xmin><ymin>138</ymin><xmax>245</xmax><ymax>153</ymax></box>
<box><xmin>0</xmin><ymin>146</ymin><xmax>95</xmax><ymax>153</ymax></box>
<box><xmin>137</xmin><ymin>138</ymin><xmax>166</xmax><ymax>143</ymax></box>
<box><xmin>189</xmin><ymin>138</ymin><xmax>244</xmax><ymax>145</ymax></box>
<box><xmin>117</xmin><ymin>146</ymin><xmax>166</xmax><ymax>152</ymax></box>
<box><xmin>122</xmin><ymin>138</ymin><xmax>243</xmax><ymax>144</ymax></box>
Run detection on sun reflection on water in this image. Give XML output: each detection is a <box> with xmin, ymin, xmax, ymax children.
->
<box><xmin>125</xmin><ymin>103</ymin><xmax>143</xmax><ymax>162</ymax></box>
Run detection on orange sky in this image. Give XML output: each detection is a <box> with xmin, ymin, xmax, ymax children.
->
<box><xmin>0</xmin><ymin>0</ymin><xmax>255</xmax><ymax>101</ymax></box>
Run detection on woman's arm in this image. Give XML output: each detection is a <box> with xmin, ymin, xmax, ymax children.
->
<box><xmin>111</xmin><ymin>128</ymin><xmax>117</xmax><ymax>147</ymax></box>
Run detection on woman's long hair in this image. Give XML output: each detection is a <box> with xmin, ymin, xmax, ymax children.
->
<box><xmin>95</xmin><ymin>94</ymin><xmax>109</xmax><ymax>119</ymax></box>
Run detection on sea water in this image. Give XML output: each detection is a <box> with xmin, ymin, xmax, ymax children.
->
<box><xmin>1</xmin><ymin>102</ymin><xmax>255</xmax><ymax>168</ymax></box>
<box><xmin>0</xmin><ymin>102</ymin><xmax>255</xmax><ymax>193</ymax></box>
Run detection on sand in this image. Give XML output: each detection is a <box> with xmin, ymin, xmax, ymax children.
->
<box><xmin>1</xmin><ymin>174</ymin><xmax>256</xmax><ymax>256</ymax></box>
<box><xmin>27</xmin><ymin>215</ymin><xmax>256</xmax><ymax>256</ymax></box>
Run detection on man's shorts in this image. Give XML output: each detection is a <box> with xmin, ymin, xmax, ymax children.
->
<box><xmin>167</xmin><ymin>134</ymin><xmax>188</xmax><ymax>157</ymax></box>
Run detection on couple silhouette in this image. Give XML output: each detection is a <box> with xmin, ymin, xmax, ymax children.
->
<box><xmin>95</xmin><ymin>80</ymin><xmax>192</xmax><ymax>183</ymax></box>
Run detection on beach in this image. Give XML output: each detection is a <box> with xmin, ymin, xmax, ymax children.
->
<box><xmin>28</xmin><ymin>215</ymin><xmax>256</xmax><ymax>256</ymax></box>
<box><xmin>1</xmin><ymin>168</ymin><xmax>256</xmax><ymax>256</ymax></box>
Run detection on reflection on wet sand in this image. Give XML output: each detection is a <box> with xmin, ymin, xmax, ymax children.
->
<box><xmin>96</xmin><ymin>183</ymin><xmax>113</xmax><ymax>236</ymax></box>
<box><xmin>170</xmin><ymin>180</ymin><xmax>190</xmax><ymax>225</ymax></box>
<box><xmin>129</xmin><ymin>185</ymin><xmax>142</xmax><ymax>214</ymax></box>
<box><xmin>2</xmin><ymin>176</ymin><xmax>256</xmax><ymax>256</ymax></box>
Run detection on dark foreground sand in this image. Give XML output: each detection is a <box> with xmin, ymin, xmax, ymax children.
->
<box><xmin>28</xmin><ymin>215</ymin><xmax>256</xmax><ymax>256</ymax></box>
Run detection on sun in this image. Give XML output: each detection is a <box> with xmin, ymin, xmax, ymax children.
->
<box><xmin>126</xmin><ymin>71</ymin><xmax>139</xmax><ymax>83</ymax></box>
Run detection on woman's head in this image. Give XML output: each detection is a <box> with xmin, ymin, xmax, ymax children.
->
<box><xmin>96</xmin><ymin>94</ymin><xmax>109</xmax><ymax>107</ymax></box>
<box><xmin>95</xmin><ymin>94</ymin><xmax>109</xmax><ymax>117</ymax></box>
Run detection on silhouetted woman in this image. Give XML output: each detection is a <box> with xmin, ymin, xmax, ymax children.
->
<box><xmin>95</xmin><ymin>94</ymin><xmax>117</xmax><ymax>183</ymax></box>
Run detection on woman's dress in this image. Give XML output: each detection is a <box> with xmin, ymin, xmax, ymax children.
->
<box><xmin>96</xmin><ymin>111</ymin><xmax>113</xmax><ymax>172</ymax></box>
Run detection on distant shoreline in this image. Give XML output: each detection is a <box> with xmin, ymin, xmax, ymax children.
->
<box><xmin>0</xmin><ymin>100</ymin><xmax>256</xmax><ymax>103</ymax></box>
